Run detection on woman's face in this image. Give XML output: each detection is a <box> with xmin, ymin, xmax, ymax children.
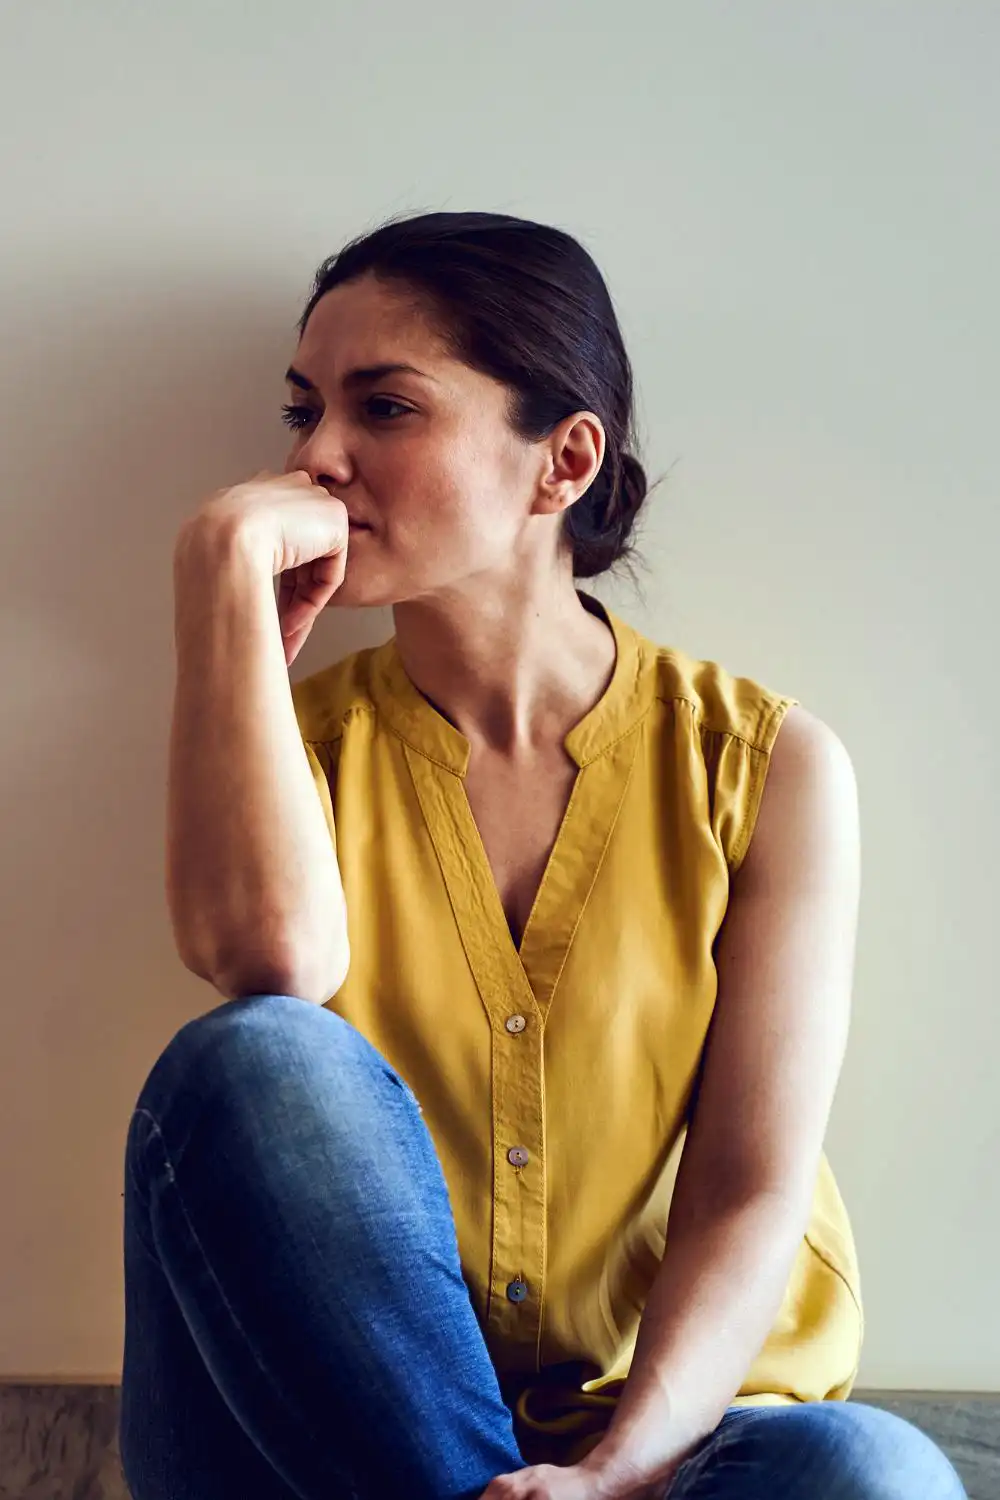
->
<box><xmin>283</xmin><ymin>273</ymin><xmax>577</xmax><ymax>609</ymax></box>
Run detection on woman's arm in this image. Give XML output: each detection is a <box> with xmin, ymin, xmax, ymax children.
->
<box><xmin>167</xmin><ymin>520</ymin><xmax>350</xmax><ymax>1004</ymax></box>
<box><xmin>594</xmin><ymin>705</ymin><xmax>861</xmax><ymax>1487</ymax></box>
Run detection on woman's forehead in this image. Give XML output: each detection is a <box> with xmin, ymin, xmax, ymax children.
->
<box><xmin>297</xmin><ymin>276</ymin><xmax>447</xmax><ymax>371</ymax></box>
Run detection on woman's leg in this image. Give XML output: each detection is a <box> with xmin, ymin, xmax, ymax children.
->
<box><xmin>666</xmin><ymin>1400</ymin><xmax>968</xmax><ymax>1498</ymax></box>
<box><xmin>119</xmin><ymin>992</ymin><xmax>527</xmax><ymax>1500</ymax></box>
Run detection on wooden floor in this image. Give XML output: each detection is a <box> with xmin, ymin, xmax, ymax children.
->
<box><xmin>1</xmin><ymin>1385</ymin><xmax>996</xmax><ymax>1498</ymax></box>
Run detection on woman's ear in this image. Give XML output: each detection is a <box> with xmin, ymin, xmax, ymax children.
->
<box><xmin>532</xmin><ymin>411</ymin><xmax>606</xmax><ymax>516</ymax></box>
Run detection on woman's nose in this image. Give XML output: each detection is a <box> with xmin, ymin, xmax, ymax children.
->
<box><xmin>287</xmin><ymin>417</ymin><xmax>353</xmax><ymax>486</ymax></box>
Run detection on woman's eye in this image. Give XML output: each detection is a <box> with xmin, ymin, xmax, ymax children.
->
<box><xmin>280</xmin><ymin>398</ymin><xmax>411</xmax><ymax>430</ymax></box>
<box><xmin>365</xmin><ymin>396</ymin><xmax>412</xmax><ymax>420</ymax></box>
<box><xmin>280</xmin><ymin>403</ymin><xmax>316</xmax><ymax>431</ymax></box>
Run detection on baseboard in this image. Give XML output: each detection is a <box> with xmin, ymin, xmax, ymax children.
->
<box><xmin>1</xmin><ymin>1383</ymin><xmax>997</xmax><ymax>1499</ymax></box>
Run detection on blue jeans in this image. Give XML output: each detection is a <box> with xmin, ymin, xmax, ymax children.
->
<box><xmin>119</xmin><ymin>993</ymin><xmax>966</xmax><ymax>1499</ymax></box>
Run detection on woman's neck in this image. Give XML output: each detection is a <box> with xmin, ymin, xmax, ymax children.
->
<box><xmin>391</xmin><ymin>577</ymin><xmax>616</xmax><ymax>758</ymax></box>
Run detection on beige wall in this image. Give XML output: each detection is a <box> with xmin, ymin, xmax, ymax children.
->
<box><xmin>1</xmin><ymin>1</ymin><xmax>996</xmax><ymax>1389</ymax></box>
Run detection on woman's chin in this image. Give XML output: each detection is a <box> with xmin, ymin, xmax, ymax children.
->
<box><xmin>326</xmin><ymin>572</ymin><xmax>394</xmax><ymax>610</ymax></box>
<box><xmin>327</xmin><ymin>549</ymin><xmax>422</xmax><ymax>610</ymax></box>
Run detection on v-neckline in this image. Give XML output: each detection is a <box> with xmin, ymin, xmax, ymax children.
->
<box><xmin>463</xmin><ymin>751</ymin><xmax>583</xmax><ymax>962</ymax></box>
<box><xmin>368</xmin><ymin>592</ymin><xmax>652</xmax><ymax>1015</ymax></box>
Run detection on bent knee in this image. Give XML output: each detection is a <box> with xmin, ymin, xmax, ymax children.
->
<box><xmin>131</xmin><ymin>992</ymin><xmax>386</xmax><ymax>1124</ymax></box>
<box><xmin>797</xmin><ymin>1403</ymin><xmax>966</xmax><ymax>1499</ymax></box>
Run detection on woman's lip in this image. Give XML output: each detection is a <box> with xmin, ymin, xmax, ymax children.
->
<box><xmin>347</xmin><ymin>520</ymin><xmax>371</xmax><ymax>530</ymax></box>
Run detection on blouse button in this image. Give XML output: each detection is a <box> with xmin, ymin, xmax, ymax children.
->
<box><xmin>506</xmin><ymin>1278</ymin><xmax>528</xmax><ymax>1303</ymax></box>
<box><xmin>505</xmin><ymin>1014</ymin><xmax>526</xmax><ymax>1034</ymax></box>
<box><xmin>507</xmin><ymin>1146</ymin><xmax>529</xmax><ymax>1168</ymax></box>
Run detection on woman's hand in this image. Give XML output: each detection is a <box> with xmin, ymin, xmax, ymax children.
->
<box><xmin>480</xmin><ymin>1444</ymin><xmax>674</xmax><ymax>1500</ymax></box>
<box><xmin>178</xmin><ymin>468</ymin><xmax>349</xmax><ymax>667</ymax></box>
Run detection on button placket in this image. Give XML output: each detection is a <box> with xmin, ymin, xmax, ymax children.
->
<box><xmin>488</xmin><ymin>1005</ymin><xmax>545</xmax><ymax>1355</ymax></box>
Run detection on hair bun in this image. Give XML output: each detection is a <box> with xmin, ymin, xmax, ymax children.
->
<box><xmin>616</xmin><ymin>452</ymin><xmax>647</xmax><ymax>524</ymax></box>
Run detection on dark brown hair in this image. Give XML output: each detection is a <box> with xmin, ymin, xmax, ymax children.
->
<box><xmin>297</xmin><ymin>211</ymin><xmax>651</xmax><ymax>579</ymax></box>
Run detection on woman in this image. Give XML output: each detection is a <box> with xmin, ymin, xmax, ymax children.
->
<box><xmin>120</xmin><ymin>212</ymin><xmax>966</xmax><ymax>1499</ymax></box>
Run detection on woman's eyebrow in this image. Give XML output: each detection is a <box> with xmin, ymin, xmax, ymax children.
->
<box><xmin>284</xmin><ymin>362</ymin><xmax>436</xmax><ymax>391</ymax></box>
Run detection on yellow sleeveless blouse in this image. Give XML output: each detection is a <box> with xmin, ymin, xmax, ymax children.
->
<box><xmin>291</xmin><ymin>592</ymin><xmax>863</xmax><ymax>1467</ymax></box>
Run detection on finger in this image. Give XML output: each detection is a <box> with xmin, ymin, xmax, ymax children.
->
<box><xmin>309</xmin><ymin>550</ymin><xmax>346</xmax><ymax>589</ymax></box>
<box><xmin>281</xmin><ymin>618</ymin><xmax>312</xmax><ymax>668</ymax></box>
<box><xmin>279</xmin><ymin>557</ymin><xmax>345</xmax><ymax>639</ymax></box>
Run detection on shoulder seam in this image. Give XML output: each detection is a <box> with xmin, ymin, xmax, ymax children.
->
<box><xmin>300</xmin><ymin>700</ymin><xmax>375</xmax><ymax>748</ymax></box>
<box><xmin>655</xmin><ymin>690</ymin><xmax>786</xmax><ymax>754</ymax></box>
<box><xmin>728</xmin><ymin>696</ymin><xmax>796</xmax><ymax>873</ymax></box>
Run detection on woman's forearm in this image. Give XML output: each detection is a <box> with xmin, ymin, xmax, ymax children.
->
<box><xmin>167</xmin><ymin>520</ymin><xmax>349</xmax><ymax>1003</ymax></box>
<box><xmin>596</xmin><ymin>1183</ymin><xmax>807</xmax><ymax>1481</ymax></box>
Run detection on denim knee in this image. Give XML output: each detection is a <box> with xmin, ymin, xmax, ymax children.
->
<box><xmin>131</xmin><ymin>991</ymin><xmax>401</xmax><ymax>1131</ymax></box>
<box><xmin>795</xmin><ymin>1402</ymin><xmax>966</xmax><ymax>1499</ymax></box>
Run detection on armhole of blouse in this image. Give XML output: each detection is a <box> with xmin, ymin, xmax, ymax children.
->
<box><xmin>302</xmin><ymin>738</ymin><xmax>337</xmax><ymax>850</ymax></box>
<box><xmin>726</xmin><ymin>695</ymin><xmax>799</xmax><ymax>877</ymax></box>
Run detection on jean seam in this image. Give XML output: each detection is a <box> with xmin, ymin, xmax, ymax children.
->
<box><xmin>136</xmin><ymin>1105</ymin><xmax>365</xmax><ymax>1500</ymax></box>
